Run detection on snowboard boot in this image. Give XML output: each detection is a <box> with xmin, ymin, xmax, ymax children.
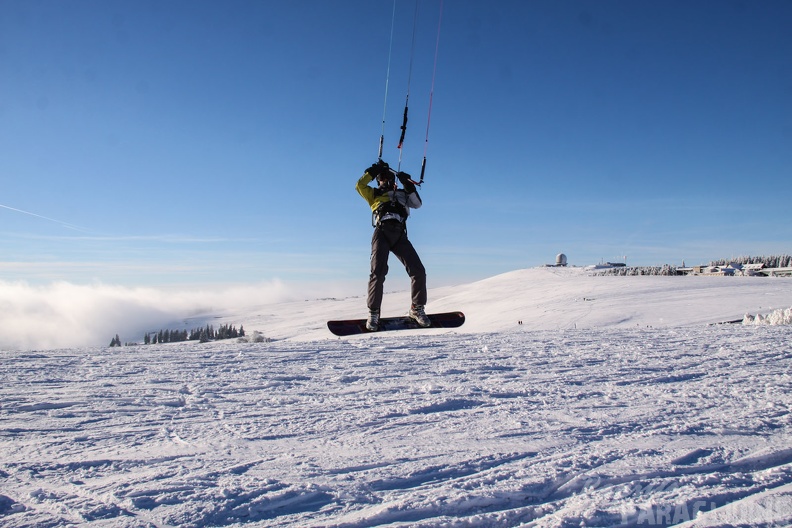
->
<box><xmin>408</xmin><ymin>304</ymin><xmax>431</xmax><ymax>327</ymax></box>
<box><xmin>366</xmin><ymin>310</ymin><xmax>380</xmax><ymax>331</ymax></box>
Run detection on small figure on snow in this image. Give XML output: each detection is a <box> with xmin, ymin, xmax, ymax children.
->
<box><xmin>356</xmin><ymin>160</ymin><xmax>430</xmax><ymax>331</ymax></box>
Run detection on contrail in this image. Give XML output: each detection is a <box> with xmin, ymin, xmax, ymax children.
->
<box><xmin>0</xmin><ymin>203</ymin><xmax>89</xmax><ymax>232</ymax></box>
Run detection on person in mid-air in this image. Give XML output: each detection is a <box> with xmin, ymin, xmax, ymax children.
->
<box><xmin>356</xmin><ymin>160</ymin><xmax>430</xmax><ymax>331</ymax></box>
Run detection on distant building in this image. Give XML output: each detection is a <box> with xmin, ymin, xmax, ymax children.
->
<box><xmin>589</xmin><ymin>261</ymin><xmax>627</xmax><ymax>270</ymax></box>
<box><xmin>544</xmin><ymin>253</ymin><xmax>568</xmax><ymax>267</ymax></box>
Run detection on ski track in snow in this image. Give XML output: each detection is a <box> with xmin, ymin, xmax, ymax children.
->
<box><xmin>3</xmin><ymin>324</ymin><xmax>792</xmax><ymax>527</ymax></box>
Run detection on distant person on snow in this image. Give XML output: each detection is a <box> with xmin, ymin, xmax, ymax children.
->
<box><xmin>356</xmin><ymin>160</ymin><xmax>430</xmax><ymax>331</ymax></box>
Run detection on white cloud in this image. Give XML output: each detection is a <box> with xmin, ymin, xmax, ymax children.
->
<box><xmin>0</xmin><ymin>279</ymin><xmax>308</xmax><ymax>350</ymax></box>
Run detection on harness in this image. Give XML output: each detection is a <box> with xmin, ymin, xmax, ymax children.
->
<box><xmin>372</xmin><ymin>191</ymin><xmax>409</xmax><ymax>227</ymax></box>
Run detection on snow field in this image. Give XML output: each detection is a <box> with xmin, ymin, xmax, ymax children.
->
<box><xmin>2</xmin><ymin>322</ymin><xmax>792</xmax><ymax>526</ymax></box>
<box><xmin>3</xmin><ymin>267</ymin><xmax>792</xmax><ymax>526</ymax></box>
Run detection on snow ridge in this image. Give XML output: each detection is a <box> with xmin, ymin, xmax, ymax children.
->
<box><xmin>743</xmin><ymin>307</ymin><xmax>792</xmax><ymax>326</ymax></box>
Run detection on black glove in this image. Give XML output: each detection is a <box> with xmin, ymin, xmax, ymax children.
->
<box><xmin>366</xmin><ymin>160</ymin><xmax>389</xmax><ymax>178</ymax></box>
<box><xmin>396</xmin><ymin>171</ymin><xmax>416</xmax><ymax>192</ymax></box>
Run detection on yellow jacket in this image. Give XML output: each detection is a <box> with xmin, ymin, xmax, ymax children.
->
<box><xmin>356</xmin><ymin>172</ymin><xmax>422</xmax><ymax>219</ymax></box>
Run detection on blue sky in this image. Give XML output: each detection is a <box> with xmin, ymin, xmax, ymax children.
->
<box><xmin>2</xmin><ymin>0</ymin><xmax>791</xmax><ymax>294</ymax></box>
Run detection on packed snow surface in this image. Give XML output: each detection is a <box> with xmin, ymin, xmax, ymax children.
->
<box><xmin>2</xmin><ymin>268</ymin><xmax>792</xmax><ymax>527</ymax></box>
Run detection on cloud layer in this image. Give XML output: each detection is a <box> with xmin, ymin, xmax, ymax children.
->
<box><xmin>0</xmin><ymin>279</ymin><xmax>322</xmax><ymax>350</ymax></box>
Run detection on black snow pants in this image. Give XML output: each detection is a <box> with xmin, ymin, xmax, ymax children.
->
<box><xmin>367</xmin><ymin>220</ymin><xmax>427</xmax><ymax>313</ymax></box>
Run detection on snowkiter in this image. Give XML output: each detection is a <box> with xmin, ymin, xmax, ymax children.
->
<box><xmin>356</xmin><ymin>160</ymin><xmax>430</xmax><ymax>331</ymax></box>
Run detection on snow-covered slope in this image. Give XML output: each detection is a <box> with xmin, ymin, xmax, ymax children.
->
<box><xmin>2</xmin><ymin>269</ymin><xmax>792</xmax><ymax>527</ymax></box>
<box><xmin>212</xmin><ymin>267</ymin><xmax>792</xmax><ymax>341</ymax></box>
